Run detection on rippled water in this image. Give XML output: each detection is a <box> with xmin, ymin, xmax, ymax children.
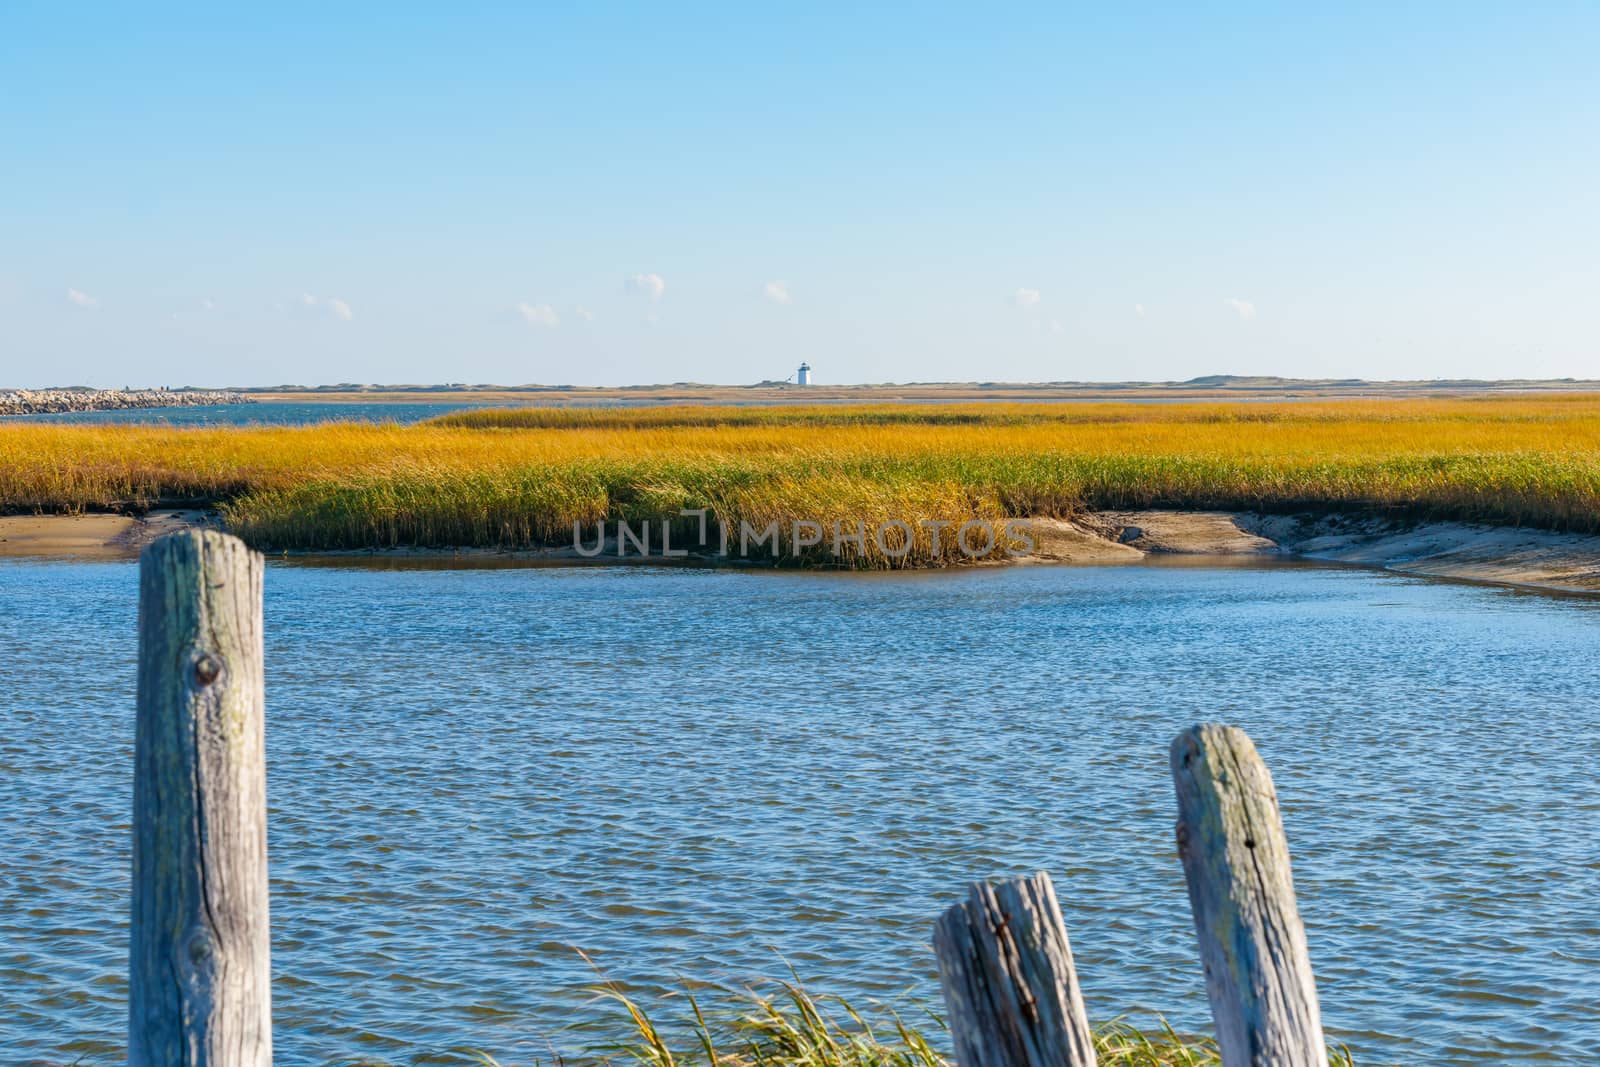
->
<box><xmin>1</xmin><ymin>559</ymin><xmax>1597</xmax><ymax>1065</ymax></box>
<box><xmin>1</xmin><ymin>401</ymin><xmax>488</xmax><ymax>426</ymax></box>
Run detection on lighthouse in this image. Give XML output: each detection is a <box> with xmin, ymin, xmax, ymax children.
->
<box><xmin>796</xmin><ymin>362</ymin><xmax>812</xmax><ymax>386</ymax></box>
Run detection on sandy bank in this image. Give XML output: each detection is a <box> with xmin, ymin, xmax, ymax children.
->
<box><xmin>0</xmin><ymin>510</ymin><xmax>219</xmax><ymax>560</ymax></box>
<box><xmin>4</xmin><ymin>508</ymin><xmax>1599</xmax><ymax>595</ymax></box>
<box><xmin>1242</xmin><ymin>513</ymin><xmax>1600</xmax><ymax>594</ymax></box>
<box><xmin>1037</xmin><ymin>511</ymin><xmax>1600</xmax><ymax>593</ymax></box>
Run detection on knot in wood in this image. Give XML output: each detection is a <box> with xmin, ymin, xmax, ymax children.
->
<box><xmin>186</xmin><ymin>931</ymin><xmax>212</xmax><ymax>964</ymax></box>
<box><xmin>192</xmin><ymin>652</ymin><xmax>223</xmax><ymax>688</ymax></box>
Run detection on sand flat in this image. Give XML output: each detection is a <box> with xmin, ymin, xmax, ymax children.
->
<box><xmin>1259</xmin><ymin>518</ymin><xmax>1600</xmax><ymax>594</ymax></box>
<box><xmin>0</xmin><ymin>511</ymin><xmax>212</xmax><ymax>561</ymax></box>
<box><xmin>0</xmin><ymin>514</ymin><xmax>140</xmax><ymax>560</ymax></box>
<box><xmin>1087</xmin><ymin>511</ymin><xmax>1279</xmax><ymax>555</ymax></box>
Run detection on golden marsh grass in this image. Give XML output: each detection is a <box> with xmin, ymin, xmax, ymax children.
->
<box><xmin>4</xmin><ymin>396</ymin><xmax>1599</xmax><ymax>566</ymax></box>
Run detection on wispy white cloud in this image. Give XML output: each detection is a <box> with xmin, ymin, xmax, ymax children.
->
<box><xmin>1049</xmin><ymin>319</ymin><xmax>1064</xmax><ymax>335</ymax></box>
<box><xmin>1134</xmin><ymin>303</ymin><xmax>1146</xmax><ymax>319</ymax></box>
<box><xmin>763</xmin><ymin>280</ymin><xmax>791</xmax><ymax>305</ymax></box>
<box><xmin>517</xmin><ymin>301</ymin><xmax>560</xmax><ymax>327</ymax></box>
<box><xmin>1225</xmin><ymin>297</ymin><xmax>1256</xmax><ymax>321</ymax></box>
<box><xmin>1014</xmin><ymin>287</ymin><xmax>1041</xmax><ymax>309</ymax></box>
<box><xmin>626</xmin><ymin>272</ymin><xmax>666</xmax><ymax>300</ymax></box>
<box><xmin>67</xmin><ymin>287</ymin><xmax>98</xmax><ymax>308</ymax></box>
<box><xmin>302</xmin><ymin>293</ymin><xmax>354</xmax><ymax>321</ymax></box>
<box><xmin>170</xmin><ymin>298</ymin><xmax>218</xmax><ymax>320</ymax></box>
<box><xmin>574</xmin><ymin>305</ymin><xmax>595</xmax><ymax>322</ymax></box>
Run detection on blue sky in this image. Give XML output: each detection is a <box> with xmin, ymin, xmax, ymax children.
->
<box><xmin>2</xmin><ymin>3</ymin><xmax>1596</xmax><ymax>387</ymax></box>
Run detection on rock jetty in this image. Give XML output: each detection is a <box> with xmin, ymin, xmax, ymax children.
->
<box><xmin>0</xmin><ymin>389</ymin><xmax>253</xmax><ymax>416</ymax></box>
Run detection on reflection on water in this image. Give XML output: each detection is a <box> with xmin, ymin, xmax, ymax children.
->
<box><xmin>1</xmin><ymin>560</ymin><xmax>1597</xmax><ymax>1064</ymax></box>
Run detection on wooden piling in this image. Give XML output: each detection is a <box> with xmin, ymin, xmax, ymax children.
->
<box><xmin>131</xmin><ymin>531</ymin><xmax>272</xmax><ymax>1065</ymax></box>
<box><xmin>932</xmin><ymin>872</ymin><xmax>1098</xmax><ymax>1067</ymax></box>
<box><xmin>1170</xmin><ymin>724</ymin><xmax>1326</xmax><ymax>1067</ymax></box>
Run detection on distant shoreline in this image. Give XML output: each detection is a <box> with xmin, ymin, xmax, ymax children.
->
<box><xmin>237</xmin><ymin>376</ymin><xmax>1600</xmax><ymax>405</ymax></box>
<box><xmin>10</xmin><ymin>377</ymin><xmax>1600</xmax><ymax>408</ymax></box>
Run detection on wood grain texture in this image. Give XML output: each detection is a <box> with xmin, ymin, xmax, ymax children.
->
<box><xmin>131</xmin><ymin>531</ymin><xmax>271</xmax><ymax>1065</ymax></box>
<box><xmin>932</xmin><ymin>872</ymin><xmax>1097</xmax><ymax>1067</ymax></box>
<box><xmin>1171</xmin><ymin>725</ymin><xmax>1326</xmax><ymax>1067</ymax></box>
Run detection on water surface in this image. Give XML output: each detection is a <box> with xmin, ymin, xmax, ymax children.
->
<box><xmin>1</xmin><ymin>560</ymin><xmax>1596</xmax><ymax>1065</ymax></box>
<box><xmin>1</xmin><ymin>401</ymin><xmax>488</xmax><ymax>426</ymax></box>
<box><xmin>3</xmin><ymin>392</ymin><xmax>1351</xmax><ymax>427</ymax></box>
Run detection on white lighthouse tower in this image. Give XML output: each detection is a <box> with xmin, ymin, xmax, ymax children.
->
<box><xmin>796</xmin><ymin>362</ymin><xmax>812</xmax><ymax>386</ymax></box>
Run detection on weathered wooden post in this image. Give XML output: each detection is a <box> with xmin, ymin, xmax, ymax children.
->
<box><xmin>131</xmin><ymin>531</ymin><xmax>272</xmax><ymax>1065</ymax></box>
<box><xmin>1170</xmin><ymin>724</ymin><xmax>1326</xmax><ymax>1067</ymax></box>
<box><xmin>932</xmin><ymin>872</ymin><xmax>1098</xmax><ymax>1067</ymax></box>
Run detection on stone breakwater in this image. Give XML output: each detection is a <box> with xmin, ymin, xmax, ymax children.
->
<box><xmin>0</xmin><ymin>389</ymin><xmax>253</xmax><ymax>416</ymax></box>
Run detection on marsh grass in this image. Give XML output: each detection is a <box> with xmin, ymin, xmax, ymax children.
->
<box><xmin>425</xmin><ymin>397</ymin><xmax>1600</xmax><ymax>431</ymax></box>
<box><xmin>5</xmin><ymin>397</ymin><xmax>1600</xmax><ymax>566</ymax></box>
<box><xmin>354</xmin><ymin>978</ymin><xmax>1360</xmax><ymax>1067</ymax></box>
<box><xmin>587</xmin><ymin>981</ymin><xmax>1360</xmax><ymax>1067</ymax></box>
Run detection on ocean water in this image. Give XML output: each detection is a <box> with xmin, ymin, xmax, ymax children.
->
<box><xmin>0</xmin><ymin>558</ymin><xmax>1596</xmax><ymax>1065</ymax></box>
<box><xmin>0</xmin><ymin>401</ymin><xmax>488</xmax><ymax>426</ymax></box>
<box><xmin>0</xmin><ymin>393</ymin><xmax>1340</xmax><ymax>428</ymax></box>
